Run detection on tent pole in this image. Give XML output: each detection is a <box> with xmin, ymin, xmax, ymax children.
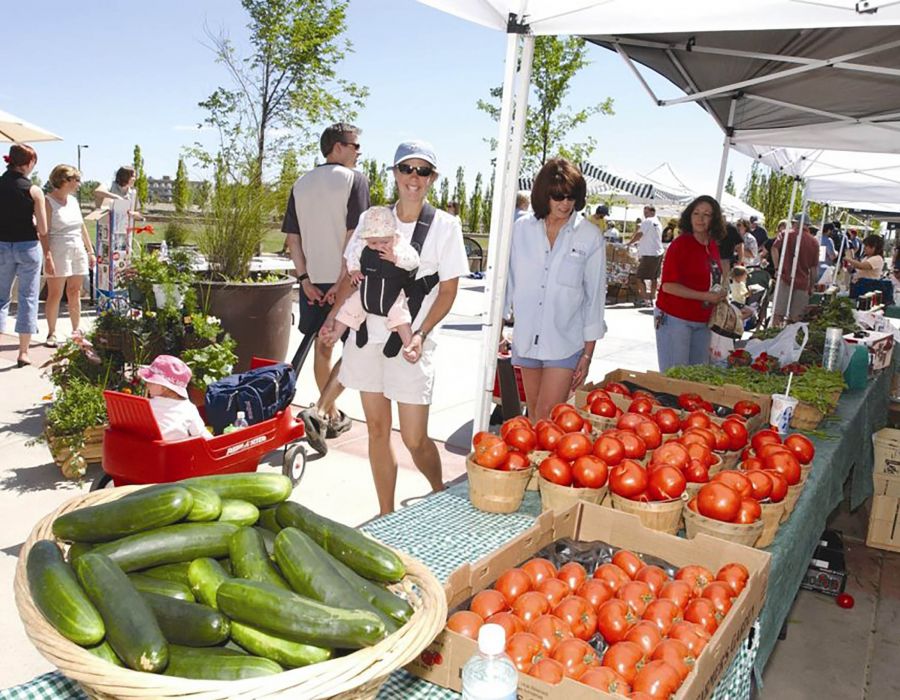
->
<box><xmin>772</xmin><ymin>178</ymin><xmax>799</xmax><ymax>325</ymax></box>
<box><xmin>785</xmin><ymin>188</ymin><xmax>809</xmax><ymax>317</ymax></box>
<box><xmin>474</xmin><ymin>29</ymin><xmax>534</xmax><ymax>433</ymax></box>
<box><xmin>715</xmin><ymin>98</ymin><xmax>737</xmax><ymax>200</ymax></box>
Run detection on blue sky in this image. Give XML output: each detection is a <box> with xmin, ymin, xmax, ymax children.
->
<box><xmin>1</xmin><ymin>0</ymin><xmax>754</xmax><ymax>196</ymax></box>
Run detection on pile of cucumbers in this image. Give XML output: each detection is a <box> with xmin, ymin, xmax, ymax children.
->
<box><xmin>26</xmin><ymin>473</ymin><xmax>414</xmax><ymax>681</ymax></box>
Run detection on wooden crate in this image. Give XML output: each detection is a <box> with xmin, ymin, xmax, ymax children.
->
<box><xmin>867</xmin><ymin>474</ymin><xmax>900</xmax><ymax>553</ymax></box>
<box><xmin>873</xmin><ymin>428</ymin><xmax>900</xmax><ymax>478</ymax></box>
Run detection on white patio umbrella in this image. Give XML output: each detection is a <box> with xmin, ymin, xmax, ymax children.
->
<box><xmin>0</xmin><ymin>109</ymin><xmax>62</xmax><ymax>143</ymax></box>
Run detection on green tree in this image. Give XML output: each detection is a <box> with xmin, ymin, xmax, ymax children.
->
<box><xmin>467</xmin><ymin>172</ymin><xmax>484</xmax><ymax>233</ymax></box>
<box><xmin>389</xmin><ymin>178</ymin><xmax>398</xmax><ymax>203</ymax></box>
<box><xmin>452</xmin><ymin>166</ymin><xmax>467</xmax><ymax>222</ymax></box>
<box><xmin>276</xmin><ymin>149</ymin><xmax>300</xmax><ymax>208</ymax></box>
<box><xmin>481</xmin><ymin>173</ymin><xmax>494</xmax><ymax>233</ymax></box>
<box><xmin>438</xmin><ymin>177</ymin><xmax>450</xmax><ymax>210</ymax></box>
<box><xmin>81</xmin><ymin>180</ymin><xmax>100</xmax><ymax>205</ymax></box>
<box><xmin>362</xmin><ymin>158</ymin><xmax>387</xmax><ymax>206</ymax></box>
<box><xmin>192</xmin><ymin>181</ymin><xmax>211</xmax><ymax>208</ymax></box>
<box><xmin>30</xmin><ymin>172</ymin><xmax>41</xmax><ymax>187</ymax></box>
<box><xmin>196</xmin><ymin>0</ymin><xmax>367</xmax><ymax>177</ymax></box>
<box><xmin>133</xmin><ymin>145</ymin><xmax>149</xmax><ymax>206</ymax></box>
<box><xmin>478</xmin><ymin>36</ymin><xmax>614</xmax><ymax>171</ymax></box>
<box><xmin>173</xmin><ymin>158</ymin><xmax>191</xmax><ymax>213</ymax></box>
<box><xmin>725</xmin><ymin>171</ymin><xmax>736</xmax><ymax>196</ymax></box>
<box><xmin>743</xmin><ymin>162</ymin><xmax>796</xmax><ymax>228</ymax></box>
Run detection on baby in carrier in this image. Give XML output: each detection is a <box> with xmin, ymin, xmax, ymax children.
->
<box><xmin>322</xmin><ymin>206</ymin><xmax>421</xmax><ymax>362</ymax></box>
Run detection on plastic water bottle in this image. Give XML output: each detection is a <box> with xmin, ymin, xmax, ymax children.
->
<box><xmin>461</xmin><ymin>624</ymin><xmax>517</xmax><ymax>700</ymax></box>
<box><xmin>233</xmin><ymin>411</ymin><xmax>249</xmax><ymax>430</ymax></box>
<box><xmin>823</xmin><ymin>327</ymin><xmax>843</xmax><ymax>371</ymax></box>
<box><xmin>159</xmin><ymin>239</ymin><xmax>168</xmax><ymax>261</ymax></box>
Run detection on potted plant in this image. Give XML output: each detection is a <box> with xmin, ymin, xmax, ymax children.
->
<box><xmin>182</xmin><ymin>338</ymin><xmax>238</xmax><ymax>406</ymax></box>
<box><xmin>41</xmin><ymin>378</ymin><xmax>108</xmax><ymax>479</ymax></box>
<box><xmin>127</xmin><ymin>246</ymin><xmax>196</xmax><ymax>312</ymax></box>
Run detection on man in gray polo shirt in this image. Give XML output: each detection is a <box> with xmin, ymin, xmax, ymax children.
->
<box><xmin>282</xmin><ymin>123</ymin><xmax>370</xmax><ymax>451</ymax></box>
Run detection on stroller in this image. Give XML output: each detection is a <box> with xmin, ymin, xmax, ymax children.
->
<box><xmin>743</xmin><ymin>265</ymin><xmax>774</xmax><ymax>331</ymax></box>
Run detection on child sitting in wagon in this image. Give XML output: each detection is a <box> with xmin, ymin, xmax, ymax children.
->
<box><xmin>139</xmin><ymin>355</ymin><xmax>212</xmax><ymax>441</ymax></box>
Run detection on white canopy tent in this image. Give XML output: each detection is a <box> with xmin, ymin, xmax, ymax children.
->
<box><xmin>0</xmin><ymin>109</ymin><xmax>61</xmax><ymax>143</ymax></box>
<box><xmin>416</xmin><ymin>0</ymin><xmax>900</xmax><ymax>431</ymax></box>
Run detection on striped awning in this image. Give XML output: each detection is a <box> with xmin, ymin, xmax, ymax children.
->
<box><xmin>518</xmin><ymin>161</ymin><xmax>683</xmax><ymax>201</ymax></box>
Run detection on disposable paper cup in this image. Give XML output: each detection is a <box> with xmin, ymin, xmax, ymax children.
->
<box><xmin>769</xmin><ymin>394</ymin><xmax>799</xmax><ymax>435</ymax></box>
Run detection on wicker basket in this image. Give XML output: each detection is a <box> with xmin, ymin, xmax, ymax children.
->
<box><xmin>707</xmin><ymin>454</ymin><xmax>725</xmax><ymax>477</ymax></box>
<box><xmin>780</xmin><ymin>481</ymin><xmax>805</xmax><ymax>522</ymax></box>
<box><xmin>610</xmin><ymin>493</ymin><xmax>683</xmax><ymax>535</ymax></box>
<box><xmin>538</xmin><ymin>476</ymin><xmax>606</xmax><ymax>512</ymax></box>
<box><xmin>526</xmin><ymin>451</ymin><xmax>551</xmax><ymax>491</ymax></box>
<box><xmin>683</xmin><ymin>506</ymin><xmax>764</xmax><ymax>547</ymax></box>
<box><xmin>576</xmin><ymin>409</ymin><xmax>617</xmax><ymax>434</ymax></box>
<box><xmin>14</xmin><ymin>487</ymin><xmax>447</xmax><ymax>700</ymax></box>
<box><xmin>716</xmin><ymin>450</ymin><xmax>742</xmax><ymax>471</ymax></box>
<box><xmin>47</xmin><ymin>425</ymin><xmax>106</xmax><ymax>478</ymax></box>
<box><xmin>466</xmin><ymin>456</ymin><xmax>532</xmax><ymax>514</ymax></box>
<box><xmin>756</xmin><ymin>501</ymin><xmax>785</xmax><ymax>548</ymax></box>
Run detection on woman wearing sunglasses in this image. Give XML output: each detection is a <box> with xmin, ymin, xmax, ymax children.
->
<box><xmin>323</xmin><ymin>140</ymin><xmax>469</xmax><ymax>515</ymax></box>
<box><xmin>505</xmin><ymin>157</ymin><xmax>607</xmax><ymax>420</ymax></box>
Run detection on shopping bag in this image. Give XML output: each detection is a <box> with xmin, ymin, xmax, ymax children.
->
<box><xmin>708</xmin><ymin>301</ymin><xmax>743</xmax><ymax>339</ymax></box>
<box><xmin>709</xmin><ymin>331</ymin><xmax>735</xmax><ymax>366</ymax></box>
<box><xmin>743</xmin><ymin>322</ymin><xmax>809</xmax><ymax>365</ymax></box>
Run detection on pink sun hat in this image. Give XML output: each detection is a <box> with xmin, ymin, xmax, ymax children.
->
<box><xmin>137</xmin><ymin>355</ymin><xmax>192</xmax><ymax>398</ymax></box>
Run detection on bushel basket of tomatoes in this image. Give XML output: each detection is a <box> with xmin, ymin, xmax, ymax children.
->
<box><xmin>467</xmin><ymin>420</ymin><xmax>540</xmax><ymax>514</ymax></box>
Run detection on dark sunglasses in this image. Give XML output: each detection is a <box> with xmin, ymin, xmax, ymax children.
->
<box><xmin>340</xmin><ymin>141</ymin><xmax>361</xmax><ymax>151</ymax></box>
<box><xmin>396</xmin><ymin>163</ymin><xmax>435</xmax><ymax>177</ymax></box>
<box><xmin>550</xmin><ymin>192</ymin><xmax>576</xmax><ymax>202</ymax></box>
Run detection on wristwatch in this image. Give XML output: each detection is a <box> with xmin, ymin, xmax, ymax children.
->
<box><xmin>414</xmin><ymin>329</ymin><xmax>428</xmax><ymax>342</ymax></box>
<box><xmin>298</xmin><ymin>273</ymin><xmax>309</xmax><ymax>283</ymax></box>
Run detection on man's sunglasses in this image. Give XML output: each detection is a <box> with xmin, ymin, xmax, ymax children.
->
<box><xmin>396</xmin><ymin>163</ymin><xmax>435</xmax><ymax>177</ymax></box>
<box><xmin>340</xmin><ymin>141</ymin><xmax>361</xmax><ymax>151</ymax></box>
<box><xmin>550</xmin><ymin>192</ymin><xmax>576</xmax><ymax>202</ymax></box>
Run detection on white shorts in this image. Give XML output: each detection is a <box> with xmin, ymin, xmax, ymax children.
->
<box><xmin>47</xmin><ymin>235</ymin><xmax>89</xmax><ymax>278</ymax></box>
<box><xmin>338</xmin><ymin>336</ymin><xmax>435</xmax><ymax>405</ymax></box>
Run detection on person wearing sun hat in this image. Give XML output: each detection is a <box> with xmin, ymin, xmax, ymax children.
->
<box><xmin>139</xmin><ymin>355</ymin><xmax>211</xmax><ymax>441</ymax></box>
<box><xmin>318</xmin><ymin>139</ymin><xmax>469</xmax><ymax>515</ymax></box>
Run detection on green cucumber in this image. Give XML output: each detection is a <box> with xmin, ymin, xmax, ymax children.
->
<box><xmin>219</xmin><ymin>498</ymin><xmax>259</xmax><ymax>526</ymax></box>
<box><xmin>274</xmin><ymin>527</ymin><xmax>398</xmax><ymax>633</ymax></box>
<box><xmin>187</xmin><ymin>558</ymin><xmax>231</xmax><ymax>609</ymax></box>
<box><xmin>128</xmin><ymin>573</ymin><xmax>195</xmax><ymax>601</ymax></box>
<box><xmin>52</xmin><ymin>485</ymin><xmax>193</xmax><ymax>543</ymax></box>
<box><xmin>91</xmin><ymin>522</ymin><xmax>238</xmax><ymax>571</ymax></box>
<box><xmin>141</xmin><ymin>591</ymin><xmax>230</xmax><ymax>647</ymax></box>
<box><xmin>66</xmin><ymin>541</ymin><xmax>93</xmax><ymax>562</ymax></box>
<box><xmin>229</xmin><ymin>527</ymin><xmax>289</xmax><ymax>590</ymax></box>
<box><xmin>85</xmin><ymin>640</ymin><xmax>123</xmax><ymax>666</ymax></box>
<box><xmin>183</xmin><ymin>485</ymin><xmax>222</xmax><ymax>521</ymax></box>
<box><xmin>164</xmin><ymin>645</ymin><xmax>281</xmax><ymax>679</ymax></box>
<box><xmin>276</xmin><ymin>501</ymin><xmax>405</xmax><ymax>582</ymax></box>
<box><xmin>180</xmin><ymin>473</ymin><xmax>292</xmax><ymax>506</ymax></box>
<box><xmin>26</xmin><ymin>540</ymin><xmax>105</xmax><ymax>646</ymax></box>
<box><xmin>139</xmin><ymin>561</ymin><xmax>192</xmax><ymax>587</ymax></box>
<box><xmin>257</xmin><ymin>507</ymin><xmax>282</xmax><ymax>533</ymax></box>
<box><xmin>254</xmin><ymin>526</ymin><xmax>276</xmax><ymax>557</ymax></box>
<box><xmin>217</xmin><ymin>579</ymin><xmax>387</xmax><ymax>649</ymax></box>
<box><xmin>328</xmin><ymin>554</ymin><xmax>413</xmax><ymax>624</ymax></box>
<box><xmin>231</xmin><ymin>622</ymin><xmax>332</xmax><ymax>668</ymax></box>
<box><xmin>74</xmin><ymin>553</ymin><xmax>167</xmax><ymax>672</ymax></box>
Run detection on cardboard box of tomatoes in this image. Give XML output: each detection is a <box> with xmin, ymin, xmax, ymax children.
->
<box><xmin>407</xmin><ymin>502</ymin><xmax>770</xmax><ymax>699</ymax></box>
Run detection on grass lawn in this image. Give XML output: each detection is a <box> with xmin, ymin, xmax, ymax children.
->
<box><xmin>135</xmin><ymin>216</ymin><xmax>288</xmax><ymax>255</ymax></box>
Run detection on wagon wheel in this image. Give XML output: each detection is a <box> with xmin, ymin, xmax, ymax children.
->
<box><xmin>89</xmin><ymin>473</ymin><xmax>114</xmax><ymax>491</ymax></box>
<box><xmin>283</xmin><ymin>443</ymin><xmax>307</xmax><ymax>486</ymax></box>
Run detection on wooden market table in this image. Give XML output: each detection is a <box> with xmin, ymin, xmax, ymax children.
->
<box><xmin>2</xmin><ymin>367</ymin><xmax>890</xmax><ymax>699</ymax></box>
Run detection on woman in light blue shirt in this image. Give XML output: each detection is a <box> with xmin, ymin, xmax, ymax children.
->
<box><xmin>505</xmin><ymin>158</ymin><xmax>607</xmax><ymax>420</ymax></box>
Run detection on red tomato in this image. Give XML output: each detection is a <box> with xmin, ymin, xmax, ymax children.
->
<box><xmin>837</xmin><ymin>593</ymin><xmax>855</xmax><ymax>609</ymax></box>
<box><xmin>555</xmin><ymin>409</ymin><xmax>585</xmax><ymax>433</ymax></box>
<box><xmin>611</xmin><ymin>550</ymin><xmax>643</xmax><ymax>579</ymax></box>
<box><xmin>593</xmin><ymin>434</ymin><xmax>625</xmax><ymax>466</ymax></box>
<box><xmin>557</xmin><ymin>562</ymin><xmax>588</xmax><ymax>592</ymax></box>
<box><xmin>685</xmin><ymin>441</ymin><xmax>715</xmax><ymax>467</ymax></box>
<box><xmin>521</xmin><ymin>557</ymin><xmax>558</xmax><ymax>587</ymax></box>
<box><xmin>745</xmin><ymin>470</ymin><xmax>773</xmax><ymax>501</ymax></box>
<box><xmin>658</xmin><ymin>580</ymin><xmax>694</xmax><ymax>610</ymax></box>
<box><xmin>716</xmin><ymin>563</ymin><xmax>750</xmax><ymax>597</ymax></box>
<box><xmin>646</xmin><ymin>465</ymin><xmax>687</xmax><ymax>501</ymax></box>
<box><xmin>725</xmin><ymin>412</ymin><xmax>748</xmax><ymax>422</ymax></box>
<box><xmin>635</xmin><ymin>420</ymin><xmax>663</xmax><ymax>450</ymax></box>
<box><xmin>629</xmin><ymin>397</ymin><xmax>657</xmax><ymax>415</ymax></box>
<box><xmin>579</xmin><ymin>666</ymin><xmax>632</xmax><ymax>694</ymax></box>
<box><xmin>711</xmin><ymin>470</ymin><xmax>753</xmax><ymax>499</ymax></box>
<box><xmin>677</xmin><ymin>392</ymin><xmax>703</xmax><ymax>410</ymax></box>
<box><xmin>668</xmin><ymin>620</ymin><xmax>711</xmax><ymax>656</ymax></box>
<box><xmin>763</xmin><ymin>450</ymin><xmax>802</xmax><ymax>485</ymax></box>
<box><xmin>650</xmin><ymin>441</ymin><xmax>690</xmax><ymax>471</ymax></box>
<box><xmin>741</xmin><ymin>456</ymin><xmax>766</xmax><ymax>471</ymax></box>
<box><xmin>570</xmin><ymin>455</ymin><xmax>608</xmax><ymax>489</ymax></box>
<box><xmin>593</xmin><ymin>563</ymin><xmax>632</xmax><ymax>593</ymax></box>
<box><xmin>757</xmin><ymin>442</ymin><xmax>792</xmax><ymax>461</ymax></box>
<box><xmin>551</xmin><ymin>637</ymin><xmax>600</xmax><ymax>679</ymax></box>
<box><xmin>500</xmin><ymin>417</ymin><xmax>531</xmax><ymax>439</ymax></box>
<box><xmin>577</xmin><ymin>578</ymin><xmax>614</xmax><ymax>610</ymax></box>
<box><xmin>537</xmin><ymin>424</ymin><xmax>565</xmax><ymax>451</ymax></box>
<box><xmin>684</xmin><ymin>598</ymin><xmax>719</xmax><ymax>634</ymax></box>
<box><xmin>751</xmin><ymin>428</ymin><xmax>782</xmax><ymax>453</ymax></box>
<box><xmin>447</xmin><ymin>610</ymin><xmax>483</xmax><ymax>639</ymax></box>
<box><xmin>722</xmin><ymin>418</ymin><xmax>749</xmax><ymax>451</ymax></box>
<box><xmin>553</xmin><ymin>595</ymin><xmax>598</xmax><ymax>640</ymax></box>
<box><xmin>784</xmin><ymin>433</ymin><xmax>815</xmax><ymax>465</ymax></box>
<box><xmin>513</xmin><ymin>590</ymin><xmax>551</xmax><ymax>624</ymax></box>
<box><xmin>506</xmin><ymin>631</ymin><xmax>543</xmax><ymax>672</ymax></box>
<box><xmin>616</xmin><ymin>580</ymin><xmax>655</xmax><ymax>617</ymax></box>
<box><xmin>653</xmin><ymin>408</ymin><xmax>681</xmax><ymax>434</ymax></box>
<box><xmin>470</xmin><ymin>589</ymin><xmax>508</xmax><ymax>619</ymax></box>
<box><xmin>632</xmin><ymin>659</ymin><xmax>682</xmax><ymax>699</ymax></box>
<box><xmin>633</xmin><ymin>390</ymin><xmax>656</xmax><ymax>402</ymax></box>
<box><xmin>701</xmin><ymin>581</ymin><xmax>736</xmax><ymax>617</ymax></box>
<box><xmin>501</xmin><ymin>451</ymin><xmax>531</xmax><ymax>471</ymax></box>
<box><xmin>681</xmin><ymin>410</ymin><xmax>711</xmax><ymax>431</ymax></box>
<box><xmin>634</xmin><ymin>565</ymin><xmax>670</xmax><ymax>595</ymax></box>
<box><xmin>651</xmin><ymin>639</ymin><xmax>694</xmax><ymax>682</ymax></box>
<box><xmin>590</xmin><ymin>397</ymin><xmax>618</xmax><ymax>417</ymax></box>
<box><xmin>539</xmin><ymin>456</ymin><xmax>573</xmax><ymax>486</ymax></box>
<box><xmin>609</xmin><ymin>460</ymin><xmax>649</xmax><ymax>499</ymax></box>
<box><xmin>537</xmin><ymin>578</ymin><xmax>572</xmax><ymax>608</ymax></box>
<box><xmin>675</xmin><ymin>565</ymin><xmax>714</xmax><ymax>596</ymax></box>
<box><xmin>641</xmin><ymin>598</ymin><xmax>682</xmax><ymax>635</ymax></box>
<box><xmin>735</xmin><ymin>497</ymin><xmax>762</xmax><ymax>524</ymax></box>
<box><xmin>485</xmin><ymin>611</ymin><xmax>525</xmax><ymax>639</ymax></box>
<box><xmin>504</xmin><ymin>427</ymin><xmax>536</xmax><ymax>453</ymax></box>
<box><xmin>556</xmin><ymin>432</ymin><xmax>593</xmax><ymax>461</ymax></box>
<box><xmin>617</xmin><ymin>411</ymin><xmax>649</xmax><ymax>432</ymax></box>
<box><xmin>624</xmin><ymin>620</ymin><xmax>664</xmax><ymax>657</ymax></box>
<box><xmin>474</xmin><ymin>437</ymin><xmax>509</xmax><ymax>469</ymax></box>
<box><xmin>682</xmin><ymin>427</ymin><xmax>716</xmax><ymax>451</ymax></box>
<box><xmin>709</xmin><ymin>424</ymin><xmax>733</xmax><ymax>452</ymax></box>
<box><xmin>765</xmin><ymin>470</ymin><xmax>789</xmax><ymax>502</ymax></box>
<box><xmin>602</xmin><ymin>640</ymin><xmax>645</xmax><ymax>684</ymax></box>
<box><xmin>733</xmin><ymin>400</ymin><xmax>761</xmax><ymax>417</ymax></box>
<box><xmin>550</xmin><ymin>403</ymin><xmax>575</xmax><ymax>421</ymax></box>
<box><xmin>527</xmin><ymin>613</ymin><xmax>573</xmax><ymax>653</ymax></box>
<box><xmin>685</xmin><ymin>459</ymin><xmax>711</xmax><ymax>483</ymax></box>
<box><xmin>596</xmin><ymin>598</ymin><xmax>637</xmax><ymax>644</ymax></box>
<box><xmin>697</xmin><ymin>482</ymin><xmax>742</xmax><ymax>522</ymax></box>
<box><xmin>615</xmin><ymin>431</ymin><xmax>648</xmax><ymax>460</ymax></box>
<box><xmin>528</xmin><ymin>657</ymin><xmax>565</xmax><ymax>684</ymax></box>
<box><xmin>494</xmin><ymin>567</ymin><xmax>532</xmax><ymax>605</ymax></box>
<box><xmin>472</xmin><ymin>431</ymin><xmax>496</xmax><ymax>447</ymax></box>
<box><xmin>605</xmin><ymin>382</ymin><xmax>632</xmax><ymax>398</ymax></box>
<box><xmin>586</xmin><ymin>388</ymin><xmax>612</xmax><ymax>405</ymax></box>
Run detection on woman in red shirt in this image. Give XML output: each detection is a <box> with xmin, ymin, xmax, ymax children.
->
<box><xmin>654</xmin><ymin>195</ymin><xmax>728</xmax><ymax>371</ymax></box>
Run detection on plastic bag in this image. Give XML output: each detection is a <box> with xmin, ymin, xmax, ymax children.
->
<box><xmin>743</xmin><ymin>322</ymin><xmax>809</xmax><ymax>365</ymax></box>
<box><xmin>709</xmin><ymin>331</ymin><xmax>735</xmax><ymax>366</ymax></box>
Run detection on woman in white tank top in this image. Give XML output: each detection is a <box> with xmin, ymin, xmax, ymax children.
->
<box><xmin>43</xmin><ymin>164</ymin><xmax>96</xmax><ymax>346</ymax></box>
